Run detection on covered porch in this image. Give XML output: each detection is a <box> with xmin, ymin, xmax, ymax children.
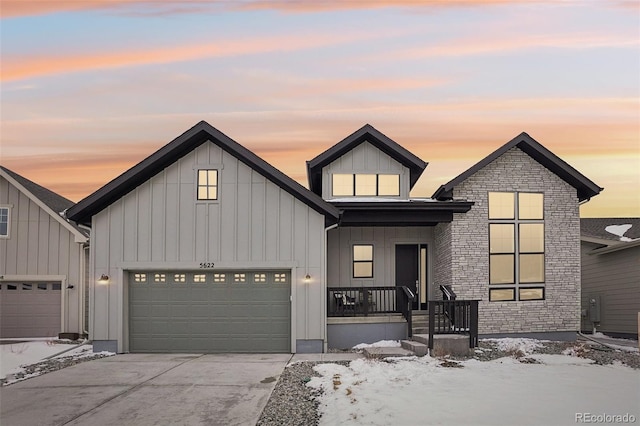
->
<box><xmin>324</xmin><ymin>201</ymin><xmax>477</xmax><ymax>350</ymax></box>
<box><xmin>326</xmin><ymin>284</ymin><xmax>479</xmax><ymax>351</ymax></box>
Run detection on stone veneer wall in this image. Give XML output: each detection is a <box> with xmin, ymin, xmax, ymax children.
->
<box><xmin>441</xmin><ymin>147</ymin><xmax>581</xmax><ymax>334</ymax></box>
<box><xmin>433</xmin><ymin>222</ymin><xmax>452</xmax><ymax>300</ymax></box>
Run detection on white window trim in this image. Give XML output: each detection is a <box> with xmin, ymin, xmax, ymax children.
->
<box><xmin>0</xmin><ymin>205</ymin><xmax>11</xmax><ymax>239</ymax></box>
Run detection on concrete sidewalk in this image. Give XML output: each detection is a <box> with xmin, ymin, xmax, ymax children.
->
<box><xmin>0</xmin><ymin>353</ymin><xmax>292</xmax><ymax>426</ymax></box>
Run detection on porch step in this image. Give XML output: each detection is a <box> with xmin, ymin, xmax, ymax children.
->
<box><xmin>362</xmin><ymin>347</ymin><xmax>415</xmax><ymax>359</ymax></box>
<box><xmin>412</xmin><ymin>334</ymin><xmax>430</xmax><ymax>345</ymax></box>
<box><xmin>411</xmin><ymin>333</ymin><xmax>472</xmax><ymax>357</ymax></box>
<box><xmin>400</xmin><ymin>340</ymin><xmax>428</xmax><ymax>357</ymax></box>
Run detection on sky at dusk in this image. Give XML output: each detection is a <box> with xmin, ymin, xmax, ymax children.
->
<box><xmin>1</xmin><ymin>0</ymin><xmax>638</xmax><ymax>217</ymax></box>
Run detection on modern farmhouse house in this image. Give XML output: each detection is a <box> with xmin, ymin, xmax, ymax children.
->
<box><xmin>0</xmin><ymin>166</ymin><xmax>89</xmax><ymax>339</ymax></box>
<box><xmin>66</xmin><ymin>121</ymin><xmax>602</xmax><ymax>353</ymax></box>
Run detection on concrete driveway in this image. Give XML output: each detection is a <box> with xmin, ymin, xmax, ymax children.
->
<box><xmin>0</xmin><ymin>353</ymin><xmax>292</xmax><ymax>426</ymax></box>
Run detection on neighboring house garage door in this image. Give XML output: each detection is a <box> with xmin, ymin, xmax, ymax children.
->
<box><xmin>0</xmin><ymin>281</ymin><xmax>62</xmax><ymax>338</ymax></box>
<box><xmin>129</xmin><ymin>271</ymin><xmax>291</xmax><ymax>353</ymax></box>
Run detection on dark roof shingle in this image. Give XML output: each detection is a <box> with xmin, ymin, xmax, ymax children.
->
<box><xmin>581</xmin><ymin>218</ymin><xmax>640</xmax><ymax>242</ymax></box>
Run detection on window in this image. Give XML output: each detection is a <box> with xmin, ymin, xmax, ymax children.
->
<box><xmin>234</xmin><ymin>273</ymin><xmax>246</xmax><ymax>283</ymax></box>
<box><xmin>154</xmin><ymin>273</ymin><xmax>166</xmax><ymax>283</ymax></box>
<box><xmin>489</xmin><ymin>192</ymin><xmax>544</xmax><ymax>301</ymax></box>
<box><xmin>197</xmin><ymin>169</ymin><xmax>218</xmax><ymax>200</ymax></box>
<box><xmin>355</xmin><ymin>174</ymin><xmax>377</xmax><ymax>196</ymax></box>
<box><xmin>378</xmin><ymin>174</ymin><xmax>400</xmax><ymax>196</ymax></box>
<box><xmin>193</xmin><ymin>274</ymin><xmax>206</xmax><ymax>283</ymax></box>
<box><xmin>134</xmin><ymin>273</ymin><xmax>147</xmax><ymax>283</ymax></box>
<box><xmin>332</xmin><ymin>174</ymin><xmax>354</xmax><ymax>196</ymax></box>
<box><xmin>332</xmin><ymin>174</ymin><xmax>400</xmax><ymax>197</ymax></box>
<box><xmin>353</xmin><ymin>244</ymin><xmax>373</xmax><ymax>278</ymax></box>
<box><xmin>274</xmin><ymin>273</ymin><xmax>288</xmax><ymax>283</ymax></box>
<box><xmin>0</xmin><ymin>207</ymin><xmax>9</xmax><ymax>238</ymax></box>
<box><xmin>173</xmin><ymin>274</ymin><xmax>186</xmax><ymax>283</ymax></box>
<box><xmin>254</xmin><ymin>273</ymin><xmax>266</xmax><ymax>283</ymax></box>
<box><xmin>37</xmin><ymin>283</ymin><xmax>48</xmax><ymax>290</ymax></box>
<box><xmin>213</xmin><ymin>273</ymin><xmax>226</xmax><ymax>282</ymax></box>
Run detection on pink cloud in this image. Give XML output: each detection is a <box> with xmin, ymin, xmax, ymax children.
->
<box><xmin>2</xmin><ymin>30</ymin><xmax>385</xmax><ymax>82</ymax></box>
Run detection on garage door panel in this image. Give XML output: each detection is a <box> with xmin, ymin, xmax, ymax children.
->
<box><xmin>0</xmin><ymin>282</ymin><xmax>61</xmax><ymax>338</ymax></box>
<box><xmin>129</xmin><ymin>271</ymin><xmax>290</xmax><ymax>353</ymax></box>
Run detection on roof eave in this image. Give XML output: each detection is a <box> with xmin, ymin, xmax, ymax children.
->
<box><xmin>68</xmin><ymin>121</ymin><xmax>340</xmax><ymax>226</ymax></box>
<box><xmin>307</xmin><ymin>124</ymin><xmax>428</xmax><ymax>194</ymax></box>
<box><xmin>432</xmin><ymin>132</ymin><xmax>603</xmax><ymax>202</ymax></box>
<box><xmin>0</xmin><ymin>168</ymin><xmax>88</xmax><ymax>243</ymax></box>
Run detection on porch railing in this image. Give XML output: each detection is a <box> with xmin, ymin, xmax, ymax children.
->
<box><xmin>327</xmin><ymin>286</ymin><xmax>398</xmax><ymax>317</ymax></box>
<box><xmin>398</xmin><ymin>286</ymin><xmax>415</xmax><ymax>338</ymax></box>
<box><xmin>428</xmin><ymin>299</ymin><xmax>479</xmax><ymax>349</ymax></box>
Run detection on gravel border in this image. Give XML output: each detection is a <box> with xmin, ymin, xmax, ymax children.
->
<box><xmin>257</xmin><ymin>339</ymin><xmax>639</xmax><ymax>425</ymax></box>
<box><xmin>256</xmin><ymin>361</ymin><xmax>349</xmax><ymax>426</ymax></box>
<box><xmin>1</xmin><ymin>341</ymin><xmax>114</xmax><ymax>387</ymax></box>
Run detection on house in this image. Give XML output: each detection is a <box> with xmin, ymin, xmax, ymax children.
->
<box><xmin>0</xmin><ymin>166</ymin><xmax>89</xmax><ymax>339</ymax></box>
<box><xmin>580</xmin><ymin>218</ymin><xmax>640</xmax><ymax>339</ymax></box>
<box><xmin>66</xmin><ymin>121</ymin><xmax>602</xmax><ymax>353</ymax></box>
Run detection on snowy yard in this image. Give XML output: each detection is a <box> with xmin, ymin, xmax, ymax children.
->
<box><xmin>309</xmin><ymin>339</ymin><xmax>640</xmax><ymax>426</ymax></box>
<box><xmin>1</xmin><ymin>339</ymin><xmax>114</xmax><ymax>385</ymax></box>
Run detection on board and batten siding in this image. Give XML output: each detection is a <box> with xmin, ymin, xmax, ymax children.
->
<box><xmin>327</xmin><ymin>226</ymin><xmax>433</xmax><ymax>290</ymax></box>
<box><xmin>0</xmin><ymin>175</ymin><xmax>85</xmax><ymax>334</ymax></box>
<box><xmin>321</xmin><ymin>141</ymin><xmax>410</xmax><ymax>199</ymax></box>
<box><xmin>580</xmin><ymin>241</ymin><xmax>640</xmax><ymax>336</ymax></box>
<box><xmin>90</xmin><ymin>141</ymin><xmax>327</xmax><ymax>353</ymax></box>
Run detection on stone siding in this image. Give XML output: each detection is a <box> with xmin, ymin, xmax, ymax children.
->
<box><xmin>433</xmin><ymin>222</ymin><xmax>452</xmax><ymax>300</ymax></box>
<box><xmin>441</xmin><ymin>147</ymin><xmax>581</xmax><ymax>334</ymax></box>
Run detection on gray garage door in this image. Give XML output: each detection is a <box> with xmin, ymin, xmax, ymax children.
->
<box><xmin>0</xmin><ymin>281</ymin><xmax>62</xmax><ymax>338</ymax></box>
<box><xmin>129</xmin><ymin>271</ymin><xmax>291</xmax><ymax>353</ymax></box>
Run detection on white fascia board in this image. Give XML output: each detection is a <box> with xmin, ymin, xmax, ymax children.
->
<box><xmin>0</xmin><ymin>169</ymin><xmax>88</xmax><ymax>244</ymax></box>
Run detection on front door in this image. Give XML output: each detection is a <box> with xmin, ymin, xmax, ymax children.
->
<box><xmin>395</xmin><ymin>244</ymin><xmax>428</xmax><ymax>310</ymax></box>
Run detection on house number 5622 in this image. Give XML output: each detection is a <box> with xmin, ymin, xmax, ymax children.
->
<box><xmin>199</xmin><ymin>262</ymin><xmax>215</xmax><ymax>268</ymax></box>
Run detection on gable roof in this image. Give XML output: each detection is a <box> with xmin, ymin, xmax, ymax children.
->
<box><xmin>432</xmin><ymin>132</ymin><xmax>603</xmax><ymax>202</ymax></box>
<box><xmin>306</xmin><ymin>124</ymin><xmax>428</xmax><ymax>196</ymax></box>
<box><xmin>66</xmin><ymin>121</ymin><xmax>340</xmax><ymax>226</ymax></box>
<box><xmin>0</xmin><ymin>166</ymin><xmax>88</xmax><ymax>242</ymax></box>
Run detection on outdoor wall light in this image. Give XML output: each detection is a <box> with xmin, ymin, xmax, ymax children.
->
<box><xmin>97</xmin><ymin>274</ymin><xmax>110</xmax><ymax>284</ymax></box>
<box><xmin>304</xmin><ymin>274</ymin><xmax>311</xmax><ymax>283</ymax></box>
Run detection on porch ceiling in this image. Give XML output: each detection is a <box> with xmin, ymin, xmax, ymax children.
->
<box><xmin>332</xmin><ymin>200</ymin><xmax>473</xmax><ymax>226</ymax></box>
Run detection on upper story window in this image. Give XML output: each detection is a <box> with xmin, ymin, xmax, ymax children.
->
<box><xmin>332</xmin><ymin>174</ymin><xmax>400</xmax><ymax>197</ymax></box>
<box><xmin>197</xmin><ymin>170</ymin><xmax>218</xmax><ymax>200</ymax></box>
<box><xmin>0</xmin><ymin>206</ymin><xmax>10</xmax><ymax>238</ymax></box>
<box><xmin>488</xmin><ymin>192</ymin><xmax>545</xmax><ymax>302</ymax></box>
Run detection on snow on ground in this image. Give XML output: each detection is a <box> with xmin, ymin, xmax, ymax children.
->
<box><xmin>0</xmin><ymin>340</ymin><xmax>76</xmax><ymax>379</ymax></box>
<box><xmin>309</xmin><ymin>344</ymin><xmax>639</xmax><ymax>426</ymax></box>
<box><xmin>352</xmin><ymin>340</ymin><xmax>401</xmax><ymax>350</ymax></box>
<box><xmin>1</xmin><ymin>340</ymin><xmax>114</xmax><ymax>383</ymax></box>
<box><xmin>482</xmin><ymin>337</ymin><xmax>547</xmax><ymax>355</ymax></box>
<box><xmin>588</xmin><ymin>333</ymin><xmax>639</xmax><ymax>352</ymax></box>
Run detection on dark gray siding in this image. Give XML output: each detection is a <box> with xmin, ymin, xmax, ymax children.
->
<box><xmin>581</xmin><ymin>241</ymin><xmax>640</xmax><ymax>336</ymax></box>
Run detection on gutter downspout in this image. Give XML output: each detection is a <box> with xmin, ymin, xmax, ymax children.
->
<box><xmin>323</xmin><ymin>222</ymin><xmax>339</xmax><ymax>353</ymax></box>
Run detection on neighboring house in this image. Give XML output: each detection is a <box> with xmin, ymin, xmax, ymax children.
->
<box><xmin>580</xmin><ymin>218</ymin><xmax>640</xmax><ymax>339</ymax></box>
<box><xmin>0</xmin><ymin>166</ymin><xmax>89</xmax><ymax>338</ymax></box>
<box><xmin>66</xmin><ymin>121</ymin><xmax>602</xmax><ymax>353</ymax></box>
